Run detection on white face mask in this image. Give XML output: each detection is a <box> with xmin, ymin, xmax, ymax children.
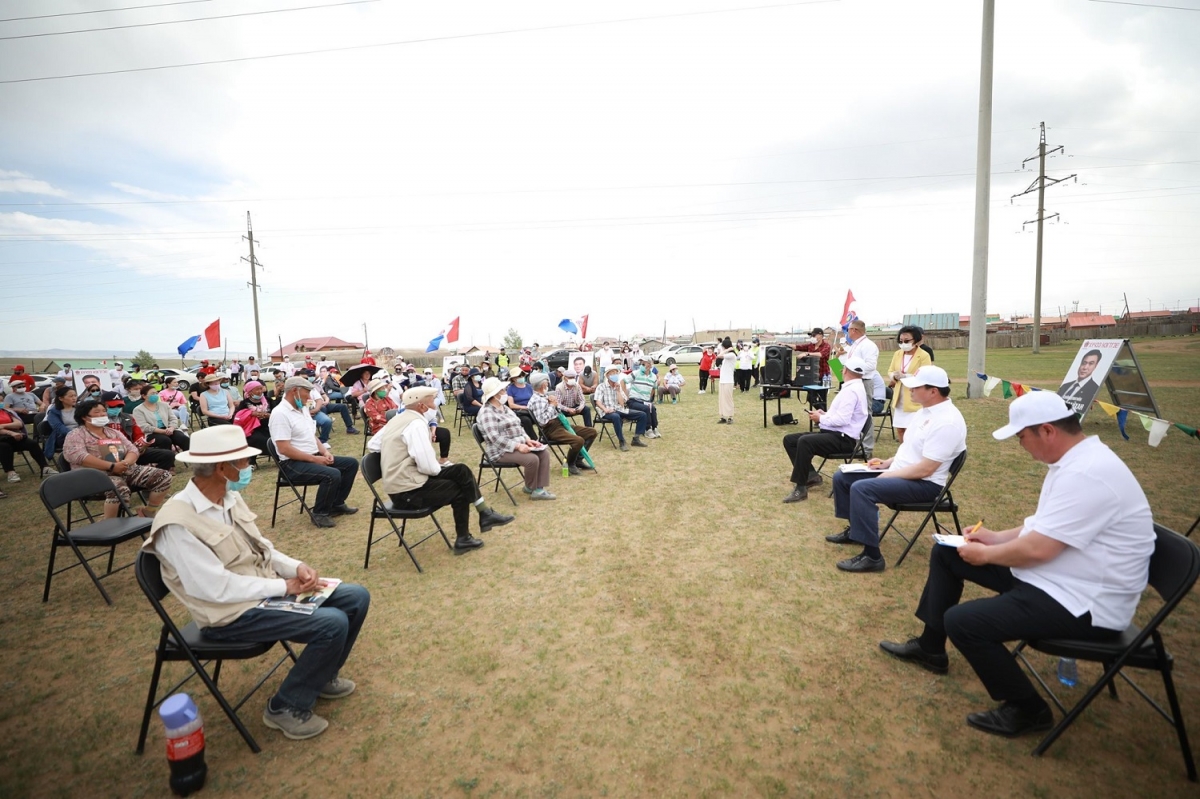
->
<box><xmin>565</xmin><ymin>379</ymin><xmax>576</xmax><ymax>387</ymax></box>
<box><xmin>14</xmin><ymin>387</ymin><xmax>25</xmax><ymax>393</ymax></box>
<box><xmin>899</xmin><ymin>342</ymin><xmax>914</xmax><ymax>352</ymax></box>
<box><xmin>88</xmin><ymin>416</ymin><xmax>109</xmax><ymax>426</ymax></box>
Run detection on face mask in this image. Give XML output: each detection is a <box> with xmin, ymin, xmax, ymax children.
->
<box><xmin>374</xmin><ymin>390</ymin><xmax>388</xmax><ymax>399</ymax></box>
<box><xmin>106</xmin><ymin>407</ymin><xmax>121</xmax><ymax>419</ymax></box>
<box><xmin>565</xmin><ymin>379</ymin><xmax>576</xmax><ymax>387</ymax></box>
<box><xmin>220</xmin><ymin>382</ymin><xmax>230</xmax><ymax>389</ymax></box>
<box><xmin>495</xmin><ymin>392</ymin><xmax>507</xmax><ymax>404</ymax></box>
<box><xmin>87</xmin><ymin>389</ymin><xmax>101</xmax><ymax>398</ymax></box>
<box><xmin>226</xmin><ymin>466</ymin><xmax>253</xmax><ymax>492</ymax></box>
<box><xmin>899</xmin><ymin>342</ymin><xmax>914</xmax><ymax>352</ymax></box>
<box><xmin>89</xmin><ymin>416</ymin><xmax>109</xmax><ymax>426</ymax></box>
<box><xmin>146</xmin><ymin>394</ymin><xmax>159</xmax><ymax>404</ymax></box>
<box><xmin>608</xmin><ymin>374</ymin><xmax>620</xmax><ymax>384</ymax></box>
<box><xmin>293</xmin><ymin>396</ymin><xmax>304</xmax><ymax>409</ymax></box>
<box><xmin>515</xmin><ymin>378</ymin><xmax>525</xmax><ymax>385</ymax></box>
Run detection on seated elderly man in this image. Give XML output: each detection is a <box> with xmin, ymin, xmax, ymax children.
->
<box><xmin>143</xmin><ymin>426</ymin><xmax>370</xmax><ymax>741</ymax></box>
<box><xmin>379</xmin><ymin>386</ymin><xmax>513</xmax><ymax>553</ymax></box>
<box><xmin>825</xmin><ymin>366</ymin><xmax>966</xmax><ymax>573</ymax></box>
<box><xmin>626</xmin><ymin>357</ymin><xmax>661</xmax><ymax>439</ymax></box>
<box><xmin>268</xmin><ymin>377</ymin><xmax>359</xmax><ymax>529</ymax></box>
<box><xmin>594</xmin><ymin>365</ymin><xmax>648</xmax><ymax>451</ymax></box>
<box><xmin>781</xmin><ymin>356</ymin><xmax>870</xmax><ymax>503</ymax></box>
<box><xmin>880</xmin><ymin>392</ymin><xmax>1154</xmax><ymax>738</ymax></box>
<box><xmin>527</xmin><ymin>372</ymin><xmax>597</xmax><ymax>476</ymax></box>
<box><xmin>554</xmin><ymin>369</ymin><xmax>592</xmax><ymax>428</ymax></box>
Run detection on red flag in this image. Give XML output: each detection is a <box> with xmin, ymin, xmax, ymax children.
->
<box><xmin>579</xmin><ymin>314</ymin><xmax>589</xmax><ymax>339</ymax></box>
<box><xmin>1013</xmin><ymin>383</ymin><xmax>1026</xmax><ymax>397</ymax></box>
<box><xmin>840</xmin><ymin>290</ymin><xmax>856</xmax><ymax>326</ymax></box>
<box><xmin>203</xmin><ymin>319</ymin><xmax>221</xmax><ymax>349</ymax></box>
<box><xmin>445</xmin><ymin>317</ymin><xmax>460</xmax><ymax>344</ymax></box>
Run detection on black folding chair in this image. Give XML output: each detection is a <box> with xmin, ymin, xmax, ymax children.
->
<box><xmin>362</xmin><ymin>407</ymin><xmax>399</xmax><ymax>456</ymax></box>
<box><xmin>1011</xmin><ymin>524</ymin><xmax>1199</xmax><ymax>781</ymax></box>
<box><xmin>265</xmin><ymin>441</ymin><xmax>322</xmax><ymax>527</ymax></box>
<box><xmin>591</xmin><ymin>400</ymin><xmax>636</xmax><ymax>450</ymax></box>
<box><xmin>531</xmin><ymin>419</ymin><xmax>568</xmax><ymax>466</ymax></box>
<box><xmin>813</xmin><ymin>417</ymin><xmax>872</xmax><ymax>482</ymax></box>
<box><xmin>359</xmin><ymin>452</ymin><xmax>451</xmax><ymax>572</ymax></box>
<box><xmin>39</xmin><ymin>469</ymin><xmax>152</xmax><ymax>605</ymax></box>
<box><xmin>134</xmin><ymin>551</ymin><xmax>298</xmax><ymax>755</ymax></box>
<box><xmin>469</xmin><ymin>423</ymin><xmax>519</xmax><ymax>506</ymax></box>
<box><xmin>878</xmin><ymin>450</ymin><xmax>967</xmax><ymax>567</ymax></box>
<box><xmin>1186</xmin><ymin>516</ymin><xmax>1198</xmax><ymax>539</ymax></box>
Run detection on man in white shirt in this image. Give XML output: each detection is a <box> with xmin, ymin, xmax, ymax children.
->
<box><xmin>278</xmin><ymin>355</ymin><xmax>296</xmax><ymax>378</ymax></box>
<box><xmin>826</xmin><ymin>365</ymin><xmax>967</xmax><ymax>573</ymax></box>
<box><xmin>842</xmin><ymin>321</ymin><xmax>886</xmax><ymax>450</ymax></box>
<box><xmin>378</xmin><ymin>386</ymin><xmax>513</xmax><ymax>553</ymax></box>
<box><xmin>143</xmin><ymin>425</ymin><xmax>370</xmax><ymax>741</ymax></box>
<box><xmin>782</xmin><ymin>357</ymin><xmax>871</xmax><ymax>503</ymax></box>
<box><xmin>597</xmin><ymin>345</ymin><xmax>615</xmax><ymax>372</ymax></box>
<box><xmin>268</xmin><ymin>377</ymin><xmax>359</xmax><ymax>529</ymax></box>
<box><xmin>880</xmin><ymin>391</ymin><xmax>1154</xmax><ymax>738</ymax></box>
<box><xmin>108</xmin><ymin>362</ymin><xmax>128</xmax><ymax>397</ymax></box>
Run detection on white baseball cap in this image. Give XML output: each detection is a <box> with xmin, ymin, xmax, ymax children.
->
<box><xmin>900</xmin><ymin>365</ymin><xmax>949</xmax><ymax>389</ymax></box>
<box><xmin>992</xmin><ymin>391</ymin><xmax>1076</xmax><ymax>440</ymax></box>
<box><xmin>842</xmin><ymin>356</ymin><xmax>867</xmax><ymax>375</ymax></box>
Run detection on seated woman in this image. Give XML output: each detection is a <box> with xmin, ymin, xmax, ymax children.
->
<box><xmin>319</xmin><ymin>367</ymin><xmax>345</xmax><ymax>401</ymax></box>
<box><xmin>505</xmin><ymin>367</ymin><xmax>537</xmax><ymax>439</ymax></box>
<box><xmin>234</xmin><ymin>380</ymin><xmax>272</xmax><ymax>462</ymax></box>
<box><xmin>1</xmin><ymin>405</ymin><xmax>55</xmax><ymax>483</ymax></box>
<box><xmin>658</xmin><ymin>364</ymin><xmax>685</xmax><ymax>403</ymax></box>
<box><xmin>461</xmin><ymin>369</ymin><xmax>484</xmax><ymax>419</ymax></box>
<box><xmin>132</xmin><ymin>386</ymin><xmax>190</xmax><ymax>452</ymax></box>
<box><xmin>62</xmin><ymin>399</ymin><xmax>172</xmax><ymax>518</ymax></box>
<box><xmin>476</xmin><ymin>377</ymin><xmax>555</xmax><ymax>500</ymax></box>
<box><xmin>45</xmin><ymin>385</ymin><xmax>79</xmax><ymax>461</ymax></box>
<box><xmin>157</xmin><ymin>376</ymin><xmax>190</xmax><ymax>429</ymax></box>
<box><xmin>198</xmin><ymin>373</ymin><xmax>236</xmax><ymax>426</ymax></box>
<box><xmin>362</xmin><ymin>378</ymin><xmax>398</xmax><ymax>436</ymax></box>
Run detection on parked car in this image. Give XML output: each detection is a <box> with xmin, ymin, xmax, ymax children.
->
<box><xmin>661</xmin><ymin>345</ymin><xmax>707</xmax><ymax>365</ymax></box>
<box><xmin>538</xmin><ymin>349</ymin><xmax>572</xmax><ymax>372</ymax></box>
<box><xmin>649</xmin><ymin>344</ymin><xmax>684</xmax><ymax>364</ymax></box>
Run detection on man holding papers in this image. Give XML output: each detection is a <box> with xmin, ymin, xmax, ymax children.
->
<box><xmin>781</xmin><ymin>356</ymin><xmax>870</xmax><ymax>503</ymax></box>
<box><xmin>825</xmin><ymin>366</ymin><xmax>967</xmax><ymax>573</ymax></box>
<box><xmin>144</xmin><ymin>426</ymin><xmax>371</xmax><ymax>741</ymax></box>
<box><xmin>879</xmin><ymin>391</ymin><xmax>1153</xmax><ymax>738</ymax></box>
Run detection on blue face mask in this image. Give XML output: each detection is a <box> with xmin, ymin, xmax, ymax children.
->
<box><xmin>608</xmin><ymin>374</ymin><xmax>620</xmax><ymax>383</ymax></box>
<box><xmin>293</xmin><ymin>397</ymin><xmax>304</xmax><ymax>410</ymax></box>
<box><xmin>106</xmin><ymin>407</ymin><xmax>121</xmax><ymax>419</ymax></box>
<box><xmin>146</xmin><ymin>394</ymin><xmax>159</xmax><ymax>404</ymax></box>
<box><xmin>220</xmin><ymin>382</ymin><xmax>230</xmax><ymax>389</ymax></box>
<box><xmin>226</xmin><ymin>465</ymin><xmax>253</xmax><ymax>492</ymax></box>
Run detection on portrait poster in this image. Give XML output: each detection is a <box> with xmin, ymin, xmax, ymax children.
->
<box><xmin>567</xmin><ymin>351</ymin><xmax>593</xmax><ymax>375</ymax></box>
<box><xmin>441</xmin><ymin>356</ymin><xmax>465</xmax><ymax>378</ymax></box>
<box><xmin>73</xmin><ymin>369</ymin><xmax>114</xmax><ymax>394</ymax></box>
<box><xmin>1056</xmin><ymin>339</ymin><xmax>1121</xmax><ymax>419</ymax></box>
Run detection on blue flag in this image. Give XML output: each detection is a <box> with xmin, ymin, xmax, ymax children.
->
<box><xmin>1116</xmin><ymin>409</ymin><xmax>1130</xmax><ymax>441</ymax></box>
<box><xmin>426</xmin><ymin>333</ymin><xmax>445</xmax><ymax>353</ymax></box>
<box><xmin>177</xmin><ymin>334</ymin><xmax>201</xmax><ymax>357</ymax></box>
<box><xmin>558</xmin><ymin>319</ymin><xmax>579</xmax><ymax>335</ymax></box>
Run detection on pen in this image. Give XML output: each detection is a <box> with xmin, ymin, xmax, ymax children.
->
<box><xmin>964</xmin><ymin>520</ymin><xmax>983</xmax><ymax>539</ymax></box>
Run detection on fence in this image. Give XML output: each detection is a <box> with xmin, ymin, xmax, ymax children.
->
<box><xmin>871</xmin><ymin>318</ymin><xmax>1199</xmax><ymax>352</ymax></box>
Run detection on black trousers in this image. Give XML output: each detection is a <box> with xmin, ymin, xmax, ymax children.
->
<box><xmin>698</xmin><ymin>371</ymin><xmax>709</xmax><ymax>391</ymax></box>
<box><xmin>389</xmin><ymin>463</ymin><xmax>480</xmax><ymax>538</ymax></box>
<box><xmin>137</xmin><ymin>445</ymin><xmax>176</xmax><ymax>471</ymax></box>
<box><xmin>916</xmin><ymin>544</ymin><xmax>1121</xmax><ymax>706</ymax></box>
<box><xmin>0</xmin><ymin>435</ymin><xmax>47</xmax><ymax>472</ymax></box>
<box><xmin>782</xmin><ymin>430</ymin><xmax>854</xmax><ymax>485</ymax></box>
<box><xmin>433</xmin><ymin>426</ymin><xmax>451</xmax><ymax>459</ymax></box>
<box><xmin>147</xmin><ymin>430</ymin><xmax>190</xmax><ymax>451</ymax></box>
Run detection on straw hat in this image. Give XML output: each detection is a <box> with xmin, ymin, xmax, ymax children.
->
<box><xmin>176</xmin><ymin>425</ymin><xmax>261</xmax><ymax>464</ymax></box>
<box><xmin>480</xmin><ymin>376</ymin><xmax>507</xmax><ymax>403</ymax></box>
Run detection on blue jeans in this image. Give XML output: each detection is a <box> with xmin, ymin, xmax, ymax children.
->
<box><xmin>601</xmin><ymin>409</ymin><xmax>646</xmax><ymax>443</ymax></box>
<box><xmin>280</xmin><ymin>456</ymin><xmax>359</xmax><ymax>514</ymax></box>
<box><xmin>627</xmin><ymin>398</ymin><xmax>657</xmax><ymax>430</ymax></box>
<box><xmin>832</xmin><ymin>471</ymin><xmax>942</xmax><ymax>548</ymax></box>
<box><xmin>319</xmin><ymin>403</ymin><xmax>353</xmax><ymax>431</ymax></box>
<box><xmin>314</xmin><ymin>412</ymin><xmax>333</xmax><ymax>443</ymax></box>
<box><xmin>204</xmin><ymin>583</ymin><xmax>370</xmax><ymax>712</ymax></box>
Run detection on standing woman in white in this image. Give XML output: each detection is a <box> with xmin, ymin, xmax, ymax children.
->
<box><xmin>717</xmin><ymin>337</ymin><xmax>737</xmax><ymax>424</ymax></box>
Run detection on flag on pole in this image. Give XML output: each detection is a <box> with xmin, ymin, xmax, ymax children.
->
<box><xmin>203</xmin><ymin>319</ymin><xmax>221</xmax><ymax>349</ymax></box>
<box><xmin>445</xmin><ymin>317</ymin><xmax>460</xmax><ymax>344</ymax></box>
<box><xmin>558</xmin><ymin>319</ymin><xmax>579</xmax><ymax>335</ymax></box>
<box><xmin>579</xmin><ymin>314</ymin><xmax>589</xmax><ymax>339</ymax></box>
<box><xmin>427</xmin><ymin>317</ymin><xmax>461</xmax><ymax>353</ymax></box>
<box><xmin>839</xmin><ymin>290</ymin><xmax>856</xmax><ymax>327</ymax></box>
<box><xmin>177</xmin><ymin>335</ymin><xmax>201</xmax><ymax>357</ymax></box>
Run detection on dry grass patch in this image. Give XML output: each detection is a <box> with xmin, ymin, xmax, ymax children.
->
<box><xmin>1</xmin><ymin>337</ymin><xmax>1199</xmax><ymax>797</ymax></box>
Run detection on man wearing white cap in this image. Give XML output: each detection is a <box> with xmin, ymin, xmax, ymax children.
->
<box><xmin>880</xmin><ymin>391</ymin><xmax>1153</xmax><ymax>738</ymax></box>
<box><xmin>826</xmin><ymin>365</ymin><xmax>966</xmax><ymax>573</ymax></box>
<box><xmin>379</xmin><ymin>386</ymin><xmax>513</xmax><ymax>551</ymax></box>
<box><xmin>781</xmin><ymin>356</ymin><xmax>870</xmax><ymax>503</ymax></box>
<box><xmin>143</xmin><ymin>425</ymin><xmax>371</xmax><ymax>741</ymax></box>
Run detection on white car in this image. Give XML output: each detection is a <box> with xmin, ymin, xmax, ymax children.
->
<box><xmin>660</xmin><ymin>345</ymin><xmax>707</xmax><ymax>365</ymax></box>
<box><xmin>148</xmin><ymin>367</ymin><xmax>195</xmax><ymax>390</ymax></box>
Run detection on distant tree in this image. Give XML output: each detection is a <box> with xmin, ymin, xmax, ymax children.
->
<box><xmin>502</xmin><ymin>328</ymin><xmax>523</xmax><ymax>351</ymax></box>
<box><xmin>132</xmin><ymin>349</ymin><xmax>155</xmax><ymax>369</ymax></box>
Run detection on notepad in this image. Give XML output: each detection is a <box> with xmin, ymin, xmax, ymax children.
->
<box><xmin>838</xmin><ymin>463</ymin><xmax>883</xmax><ymax>473</ymax></box>
<box><xmin>933</xmin><ymin>534</ymin><xmax>967</xmax><ymax>548</ymax></box>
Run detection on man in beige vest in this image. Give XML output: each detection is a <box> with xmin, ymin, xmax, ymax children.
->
<box><xmin>379</xmin><ymin>385</ymin><xmax>514</xmax><ymax>553</ymax></box>
<box><xmin>143</xmin><ymin>426</ymin><xmax>370</xmax><ymax>741</ymax></box>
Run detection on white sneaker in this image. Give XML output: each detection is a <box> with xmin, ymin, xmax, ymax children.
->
<box><xmin>262</xmin><ymin>703</ymin><xmax>329</xmax><ymax>740</ymax></box>
<box><xmin>697</xmin><ymin>390</ymin><xmax>705</xmax><ymax>394</ymax></box>
<box><xmin>42</xmin><ymin>467</ymin><xmax>59</xmax><ymax>478</ymax></box>
<box><xmin>6</xmin><ymin>472</ymin><xmax>19</xmax><ymax>483</ymax></box>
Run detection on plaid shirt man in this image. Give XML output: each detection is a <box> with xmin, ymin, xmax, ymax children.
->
<box><xmin>527</xmin><ymin>390</ymin><xmax>557</xmax><ymax>427</ymax></box>
<box><xmin>594</xmin><ymin>380</ymin><xmax>628</xmax><ymax>413</ymax></box>
<box><xmin>555</xmin><ymin>381</ymin><xmax>585</xmax><ymax>413</ymax></box>
<box><xmin>451</xmin><ymin>372</ymin><xmax>469</xmax><ymax>398</ymax></box>
<box><xmin>476</xmin><ymin>402</ymin><xmax>526</xmax><ymax>461</ymax></box>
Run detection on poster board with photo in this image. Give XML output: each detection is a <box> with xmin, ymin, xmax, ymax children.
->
<box><xmin>567</xmin><ymin>351</ymin><xmax>593</xmax><ymax>374</ymax></box>
<box><xmin>1056</xmin><ymin>339</ymin><xmax>1159</xmax><ymax>420</ymax></box>
<box><xmin>73</xmin><ymin>369</ymin><xmax>115</xmax><ymax>394</ymax></box>
<box><xmin>441</xmin><ymin>356</ymin><xmax>465</xmax><ymax>378</ymax></box>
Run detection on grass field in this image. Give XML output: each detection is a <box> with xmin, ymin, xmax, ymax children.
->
<box><xmin>2</xmin><ymin>337</ymin><xmax>1199</xmax><ymax>798</ymax></box>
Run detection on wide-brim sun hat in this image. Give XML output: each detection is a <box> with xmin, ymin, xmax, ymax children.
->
<box><xmin>201</xmin><ymin>373</ymin><xmax>224</xmax><ymax>384</ymax></box>
<box><xmin>176</xmin><ymin>425</ymin><xmax>261</xmax><ymax>464</ymax></box>
<box><xmin>365</xmin><ymin>378</ymin><xmax>389</xmax><ymax>396</ymax></box>
<box><xmin>480</xmin><ymin>376</ymin><xmax>507</xmax><ymax>403</ymax></box>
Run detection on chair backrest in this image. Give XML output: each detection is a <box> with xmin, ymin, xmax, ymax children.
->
<box><xmin>135</xmin><ymin>548</ymin><xmax>171</xmax><ymax>603</ymax></box>
<box><xmin>1147</xmin><ymin>523</ymin><xmax>1200</xmax><ymax>605</ymax></box>
<box><xmin>945</xmin><ymin>450</ymin><xmax>968</xmax><ymax>485</ymax></box>
<box><xmin>37</xmin><ymin>419</ymin><xmax>52</xmax><ymax>438</ymax></box>
<box><xmin>39</xmin><ymin>468</ymin><xmax>120</xmax><ymax>511</ymax></box>
<box><xmin>265</xmin><ymin>439</ymin><xmax>282</xmax><ymax>464</ymax></box>
<box><xmin>384</xmin><ymin>409</ymin><xmax>398</xmax><ymax>422</ymax></box>
<box><xmin>471</xmin><ymin>422</ymin><xmax>486</xmax><ymax>448</ymax></box>
<box><xmin>361</xmin><ymin>451</ymin><xmax>383</xmax><ymax>486</ymax></box>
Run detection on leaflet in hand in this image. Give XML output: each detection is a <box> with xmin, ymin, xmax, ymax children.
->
<box><xmin>838</xmin><ymin>463</ymin><xmax>883</xmax><ymax>473</ymax></box>
<box><xmin>932</xmin><ymin>534</ymin><xmax>967</xmax><ymax>548</ymax></box>
<box><xmin>258</xmin><ymin>578</ymin><xmax>342</xmax><ymax>615</ymax></box>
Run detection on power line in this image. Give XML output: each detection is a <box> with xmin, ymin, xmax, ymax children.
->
<box><xmin>0</xmin><ymin>0</ymin><xmax>380</xmax><ymax>42</ymax></box>
<box><xmin>0</xmin><ymin>1</ymin><xmax>211</xmax><ymax>24</ymax></box>
<box><xmin>0</xmin><ymin>0</ymin><xmax>837</xmax><ymax>84</ymax></box>
<box><xmin>1086</xmin><ymin>0</ymin><xmax>1200</xmax><ymax>10</ymax></box>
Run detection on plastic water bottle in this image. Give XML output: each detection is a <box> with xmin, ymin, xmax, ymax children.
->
<box><xmin>159</xmin><ymin>694</ymin><xmax>207</xmax><ymax>796</ymax></box>
<box><xmin>822</xmin><ymin>373</ymin><xmax>831</xmax><ymax>388</ymax></box>
<box><xmin>1057</xmin><ymin>657</ymin><xmax>1078</xmax><ymax>688</ymax></box>
<box><xmin>561</xmin><ymin>463</ymin><xmax>569</xmax><ymax>478</ymax></box>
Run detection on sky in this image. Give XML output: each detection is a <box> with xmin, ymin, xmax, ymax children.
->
<box><xmin>1</xmin><ymin>0</ymin><xmax>1198</xmax><ymax>357</ymax></box>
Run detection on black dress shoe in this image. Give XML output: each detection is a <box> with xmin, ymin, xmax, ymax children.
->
<box><xmin>310</xmin><ymin>513</ymin><xmax>337</xmax><ymax>529</ymax></box>
<box><xmin>453</xmin><ymin>535</ymin><xmax>485</xmax><ymax>554</ymax></box>
<box><xmin>966</xmin><ymin>702</ymin><xmax>1053</xmax><ymax>738</ymax></box>
<box><xmin>329</xmin><ymin>504</ymin><xmax>358</xmax><ymax>516</ymax></box>
<box><xmin>836</xmin><ymin>553</ymin><xmax>885</xmax><ymax>573</ymax></box>
<box><xmin>805</xmin><ymin>473</ymin><xmax>824</xmax><ymax>487</ymax></box>
<box><xmin>824</xmin><ymin>527</ymin><xmax>854</xmax><ymax>544</ymax></box>
<box><xmin>783</xmin><ymin>486</ymin><xmax>807</xmax><ymax>503</ymax></box>
<box><xmin>478</xmin><ymin>509</ymin><xmax>515</xmax><ymax>533</ymax></box>
<box><xmin>879</xmin><ymin>638</ymin><xmax>949</xmax><ymax>675</ymax></box>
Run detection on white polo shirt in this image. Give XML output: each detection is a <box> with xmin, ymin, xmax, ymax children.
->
<box><xmin>268</xmin><ymin>399</ymin><xmax>319</xmax><ymax>461</ymax></box>
<box><xmin>1012</xmin><ymin>435</ymin><xmax>1154</xmax><ymax>630</ymax></box>
<box><xmin>846</xmin><ymin>335</ymin><xmax>885</xmax><ymax>400</ymax></box>
<box><xmin>889</xmin><ymin>399</ymin><xmax>966</xmax><ymax>486</ymax></box>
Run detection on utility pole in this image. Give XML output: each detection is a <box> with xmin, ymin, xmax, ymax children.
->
<box><xmin>1011</xmin><ymin>122</ymin><xmax>1076</xmax><ymax>354</ymax></box>
<box><xmin>967</xmin><ymin>0</ymin><xmax>995</xmax><ymax>398</ymax></box>
<box><xmin>241</xmin><ymin>212</ymin><xmax>264</xmax><ymax>364</ymax></box>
